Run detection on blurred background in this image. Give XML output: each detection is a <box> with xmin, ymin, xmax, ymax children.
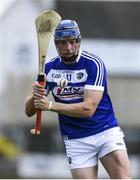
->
<box><xmin>0</xmin><ymin>0</ymin><xmax>140</xmax><ymax>178</ymax></box>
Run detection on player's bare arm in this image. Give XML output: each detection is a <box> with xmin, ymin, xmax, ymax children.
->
<box><xmin>51</xmin><ymin>89</ymin><xmax>103</xmax><ymax>118</ymax></box>
<box><xmin>25</xmin><ymin>95</ymin><xmax>36</xmax><ymax>117</ymax></box>
<box><xmin>33</xmin><ymin>87</ymin><xmax>103</xmax><ymax>118</ymax></box>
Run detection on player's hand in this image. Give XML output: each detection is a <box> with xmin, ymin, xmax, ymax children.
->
<box><xmin>34</xmin><ymin>95</ymin><xmax>50</xmax><ymax>111</ymax></box>
<box><xmin>32</xmin><ymin>81</ymin><xmax>46</xmax><ymax>99</ymax></box>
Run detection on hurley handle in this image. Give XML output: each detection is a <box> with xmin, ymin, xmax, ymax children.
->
<box><xmin>30</xmin><ymin>74</ymin><xmax>45</xmax><ymax>135</ymax></box>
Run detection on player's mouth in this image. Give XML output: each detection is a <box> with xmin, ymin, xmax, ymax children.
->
<box><xmin>61</xmin><ymin>54</ymin><xmax>78</xmax><ymax>64</ymax></box>
<box><xmin>63</xmin><ymin>52</ymin><xmax>74</xmax><ymax>57</ymax></box>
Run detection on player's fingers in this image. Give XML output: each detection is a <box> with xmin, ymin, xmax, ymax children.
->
<box><xmin>34</xmin><ymin>99</ymin><xmax>41</xmax><ymax>109</ymax></box>
<box><xmin>33</xmin><ymin>82</ymin><xmax>45</xmax><ymax>89</ymax></box>
<box><xmin>34</xmin><ymin>96</ymin><xmax>48</xmax><ymax>110</ymax></box>
<box><xmin>33</xmin><ymin>85</ymin><xmax>45</xmax><ymax>92</ymax></box>
<box><xmin>33</xmin><ymin>86</ymin><xmax>46</xmax><ymax>96</ymax></box>
<box><xmin>33</xmin><ymin>81</ymin><xmax>43</xmax><ymax>86</ymax></box>
<box><xmin>32</xmin><ymin>90</ymin><xmax>43</xmax><ymax>98</ymax></box>
<box><xmin>32</xmin><ymin>87</ymin><xmax>46</xmax><ymax>96</ymax></box>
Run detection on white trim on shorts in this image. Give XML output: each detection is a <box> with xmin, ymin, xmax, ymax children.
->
<box><xmin>64</xmin><ymin>127</ymin><xmax>127</xmax><ymax>169</ymax></box>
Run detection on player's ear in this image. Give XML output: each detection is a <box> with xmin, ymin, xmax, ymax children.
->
<box><xmin>76</xmin><ymin>37</ymin><xmax>81</xmax><ymax>43</ymax></box>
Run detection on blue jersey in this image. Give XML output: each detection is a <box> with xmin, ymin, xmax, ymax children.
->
<box><xmin>45</xmin><ymin>50</ymin><xmax>118</xmax><ymax>139</ymax></box>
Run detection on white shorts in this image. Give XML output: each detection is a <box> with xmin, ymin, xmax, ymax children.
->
<box><xmin>64</xmin><ymin>127</ymin><xmax>127</xmax><ymax>169</ymax></box>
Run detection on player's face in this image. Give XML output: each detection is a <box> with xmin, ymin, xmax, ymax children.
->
<box><xmin>55</xmin><ymin>37</ymin><xmax>80</xmax><ymax>64</ymax></box>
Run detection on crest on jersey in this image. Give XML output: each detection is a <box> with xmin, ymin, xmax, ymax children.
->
<box><xmin>76</xmin><ymin>72</ymin><xmax>84</xmax><ymax>80</ymax></box>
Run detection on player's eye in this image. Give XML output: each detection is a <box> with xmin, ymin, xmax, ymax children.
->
<box><xmin>69</xmin><ymin>39</ymin><xmax>76</xmax><ymax>44</ymax></box>
<box><xmin>59</xmin><ymin>40</ymin><xmax>67</xmax><ymax>45</ymax></box>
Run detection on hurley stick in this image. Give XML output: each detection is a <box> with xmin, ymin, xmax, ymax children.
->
<box><xmin>30</xmin><ymin>10</ymin><xmax>61</xmax><ymax>135</ymax></box>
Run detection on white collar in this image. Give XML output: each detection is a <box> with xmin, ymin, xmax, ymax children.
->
<box><xmin>75</xmin><ymin>49</ymin><xmax>81</xmax><ymax>63</ymax></box>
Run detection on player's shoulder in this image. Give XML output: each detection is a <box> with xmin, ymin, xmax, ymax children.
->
<box><xmin>45</xmin><ymin>56</ymin><xmax>60</xmax><ymax>74</ymax></box>
<box><xmin>47</xmin><ymin>56</ymin><xmax>60</xmax><ymax>64</ymax></box>
<box><xmin>45</xmin><ymin>56</ymin><xmax>60</xmax><ymax>67</ymax></box>
<box><xmin>81</xmin><ymin>50</ymin><xmax>104</xmax><ymax>64</ymax></box>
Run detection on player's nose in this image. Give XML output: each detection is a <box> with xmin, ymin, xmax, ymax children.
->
<box><xmin>65</xmin><ymin>42</ymin><xmax>72</xmax><ymax>49</ymax></box>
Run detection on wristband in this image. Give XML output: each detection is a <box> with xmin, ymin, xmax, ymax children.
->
<box><xmin>48</xmin><ymin>101</ymin><xmax>52</xmax><ymax>111</ymax></box>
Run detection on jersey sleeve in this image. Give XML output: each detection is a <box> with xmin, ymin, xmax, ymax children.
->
<box><xmin>84</xmin><ymin>57</ymin><xmax>106</xmax><ymax>91</ymax></box>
